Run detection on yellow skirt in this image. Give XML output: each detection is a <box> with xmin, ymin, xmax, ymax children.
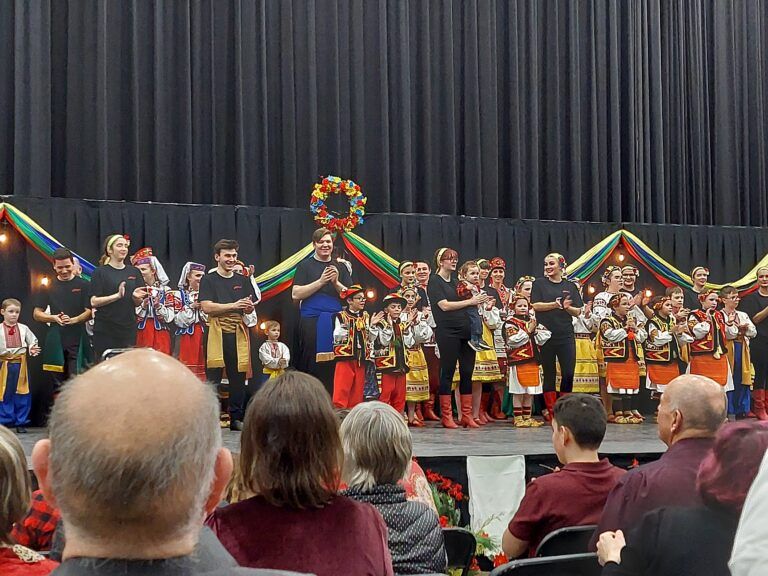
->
<box><xmin>573</xmin><ymin>336</ymin><xmax>599</xmax><ymax>393</ymax></box>
<box><xmin>406</xmin><ymin>347</ymin><xmax>430</xmax><ymax>401</ymax></box>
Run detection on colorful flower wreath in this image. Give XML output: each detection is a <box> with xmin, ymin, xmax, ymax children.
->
<box><xmin>310</xmin><ymin>175</ymin><xmax>366</xmax><ymax>233</ymax></box>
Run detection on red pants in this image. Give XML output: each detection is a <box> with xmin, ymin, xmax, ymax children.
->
<box><xmin>136</xmin><ymin>323</ymin><xmax>172</xmax><ymax>355</ymax></box>
<box><xmin>379</xmin><ymin>373</ymin><xmax>407</xmax><ymax>413</ymax></box>
<box><xmin>333</xmin><ymin>360</ymin><xmax>366</xmax><ymax>409</ymax></box>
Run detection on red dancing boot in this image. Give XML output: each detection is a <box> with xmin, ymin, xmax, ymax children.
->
<box><xmin>542</xmin><ymin>392</ymin><xmax>558</xmax><ymax>423</ymax></box>
<box><xmin>490</xmin><ymin>389</ymin><xmax>507</xmax><ymax>420</ymax></box>
<box><xmin>422</xmin><ymin>394</ymin><xmax>440</xmax><ymax>421</ymax></box>
<box><xmin>460</xmin><ymin>395</ymin><xmax>481</xmax><ymax>428</ymax></box>
<box><xmin>440</xmin><ymin>396</ymin><xmax>459</xmax><ymax>429</ymax></box>
<box><xmin>754</xmin><ymin>390</ymin><xmax>768</xmax><ymax>421</ymax></box>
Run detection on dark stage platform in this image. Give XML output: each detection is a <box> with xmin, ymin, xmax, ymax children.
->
<box><xmin>16</xmin><ymin>421</ymin><xmax>666</xmax><ymax>465</ymax></box>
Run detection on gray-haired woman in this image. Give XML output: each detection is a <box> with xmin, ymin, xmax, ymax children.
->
<box><xmin>340</xmin><ymin>402</ymin><xmax>447</xmax><ymax>575</ymax></box>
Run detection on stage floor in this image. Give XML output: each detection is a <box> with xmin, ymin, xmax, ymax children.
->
<box><xmin>16</xmin><ymin>421</ymin><xmax>665</xmax><ymax>463</ymax></box>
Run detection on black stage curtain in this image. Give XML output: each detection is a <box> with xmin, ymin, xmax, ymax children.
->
<box><xmin>5</xmin><ymin>195</ymin><xmax>768</xmax><ymax>422</ymax></box>
<box><xmin>3</xmin><ymin>1</ymin><xmax>768</xmax><ymax>225</ymax></box>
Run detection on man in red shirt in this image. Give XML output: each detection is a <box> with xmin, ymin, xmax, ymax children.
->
<box><xmin>502</xmin><ymin>394</ymin><xmax>625</xmax><ymax>558</ymax></box>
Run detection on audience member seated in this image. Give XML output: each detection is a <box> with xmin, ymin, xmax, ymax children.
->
<box><xmin>502</xmin><ymin>394</ymin><xmax>625</xmax><ymax>559</ymax></box>
<box><xmin>207</xmin><ymin>371</ymin><xmax>395</xmax><ymax>576</ymax></box>
<box><xmin>597</xmin><ymin>420</ymin><xmax>768</xmax><ymax>576</ymax></box>
<box><xmin>0</xmin><ymin>425</ymin><xmax>59</xmax><ymax>575</ymax></box>
<box><xmin>340</xmin><ymin>401</ymin><xmax>447</xmax><ymax>575</ymax></box>
<box><xmin>730</xmin><ymin>447</ymin><xmax>768</xmax><ymax>576</ymax></box>
<box><xmin>31</xmin><ymin>349</ymin><xmax>298</xmax><ymax>576</ymax></box>
<box><xmin>11</xmin><ymin>489</ymin><xmax>60</xmax><ymax>552</ymax></box>
<box><xmin>591</xmin><ymin>375</ymin><xmax>726</xmax><ymax>548</ymax></box>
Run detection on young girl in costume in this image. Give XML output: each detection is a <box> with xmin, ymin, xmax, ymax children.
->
<box><xmin>571</xmin><ymin>281</ymin><xmax>599</xmax><ymax>393</ymax></box>
<box><xmin>131</xmin><ymin>247</ymin><xmax>175</xmax><ymax>354</ymax></box>
<box><xmin>688</xmin><ymin>290</ymin><xmax>737</xmax><ymax>390</ymax></box>
<box><xmin>505</xmin><ymin>294</ymin><xmax>551</xmax><ymax>427</ymax></box>
<box><xmin>401</xmin><ymin>287</ymin><xmax>434</xmax><ymax>426</ymax></box>
<box><xmin>645</xmin><ymin>296</ymin><xmax>693</xmax><ymax>400</ymax></box>
<box><xmin>593</xmin><ymin>266</ymin><xmax>624</xmax><ymax>421</ymax></box>
<box><xmin>486</xmin><ymin>257</ymin><xmax>512</xmax><ymax>419</ymax></box>
<box><xmin>600</xmin><ymin>293</ymin><xmax>647</xmax><ymax>424</ymax></box>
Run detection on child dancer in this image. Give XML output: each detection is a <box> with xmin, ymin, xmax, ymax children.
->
<box><xmin>457</xmin><ymin>261</ymin><xmax>492</xmax><ymax>352</ymax></box>
<box><xmin>472</xmin><ymin>295</ymin><xmax>504</xmax><ymax>425</ymax></box>
<box><xmin>131</xmin><ymin>247</ymin><xmax>175</xmax><ymax>354</ymax></box>
<box><xmin>572</xmin><ymin>281</ymin><xmax>599</xmax><ymax>393</ymax></box>
<box><xmin>0</xmin><ymin>298</ymin><xmax>41</xmax><ymax>433</ymax></box>
<box><xmin>174</xmin><ymin>261</ymin><xmax>207</xmax><ymax>379</ymax></box>
<box><xmin>332</xmin><ymin>285</ymin><xmax>372</xmax><ymax>409</ymax></box>
<box><xmin>688</xmin><ymin>290</ymin><xmax>737</xmax><ymax>390</ymax></box>
<box><xmin>600</xmin><ymin>293</ymin><xmax>647</xmax><ymax>424</ymax></box>
<box><xmin>258</xmin><ymin>320</ymin><xmax>290</xmax><ymax>385</ymax></box>
<box><xmin>645</xmin><ymin>296</ymin><xmax>693</xmax><ymax>401</ymax></box>
<box><xmin>486</xmin><ymin>257</ymin><xmax>511</xmax><ymax>419</ymax></box>
<box><xmin>370</xmin><ymin>292</ymin><xmax>415</xmax><ymax>417</ymax></box>
<box><xmin>593</xmin><ymin>266</ymin><xmax>624</xmax><ymax>420</ymax></box>
<box><xmin>720</xmin><ymin>285</ymin><xmax>756</xmax><ymax>417</ymax></box>
<box><xmin>401</xmin><ymin>287</ymin><xmax>434</xmax><ymax>426</ymax></box>
<box><xmin>505</xmin><ymin>294</ymin><xmax>551</xmax><ymax>427</ymax></box>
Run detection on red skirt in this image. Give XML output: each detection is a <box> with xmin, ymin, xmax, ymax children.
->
<box><xmin>136</xmin><ymin>323</ymin><xmax>172</xmax><ymax>355</ymax></box>
<box><xmin>606</xmin><ymin>359</ymin><xmax>640</xmax><ymax>391</ymax></box>
<box><xmin>179</xmin><ymin>326</ymin><xmax>206</xmax><ymax>380</ymax></box>
<box><xmin>647</xmin><ymin>363</ymin><xmax>680</xmax><ymax>387</ymax></box>
<box><xmin>690</xmin><ymin>354</ymin><xmax>729</xmax><ymax>386</ymax></box>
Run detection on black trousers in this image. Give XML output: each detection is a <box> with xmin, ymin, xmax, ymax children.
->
<box><xmin>295</xmin><ymin>316</ymin><xmax>335</xmax><ymax>395</ymax></box>
<box><xmin>539</xmin><ymin>337</ymin><xmax>577</xmax><ymax>394</ymax></box>
<box><xmin>205</xmin><ymin>332</ymin><xmax>248</xmax><ymax>422</ymax></box>
<box><xmin>435</xmin><ymin>330</ymin><xmax>475</xmax><ymax>395</ymax></box>
<box><xmin>52</xmin><ymin>341</ymin><xmax>82</xmax><ymax>390</ymax></box>
<box><xmin>753</xmin><ymin>351</ymin><xmax>768</xmax><ymax>391</ymax></box>
<box><xmin>92</xmin><ymin>327</ymin><xmax>136</xmax><ymax>363</ymax></box>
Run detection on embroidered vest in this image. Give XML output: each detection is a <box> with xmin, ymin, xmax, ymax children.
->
<box><xmin>644</xmin><ymin>315</ymin><xmax>679</xmax><ymax>363</ymax></box>
<box><xmin>505</xmin><ymin>316</ymin><xmax>537</xmax><ymax>365</ymax></box>
<box><xmin>688</xmin><ymin>309</ymin><xmax>727</xmax><ymax>356</ymax></box>
<box><xmin>333</xmin><ymin>310</ymin><xmax>370</xmax><ymax>361</ymax></box>
<box><xmin>599</xmin><ymin>315</ymin><xmax>644</xmax><ymax>362</ymax></box>
<box><xmin>372</xmin><ymin>320</ymin><xmax>409</xmax><ymax>373</ymax></box>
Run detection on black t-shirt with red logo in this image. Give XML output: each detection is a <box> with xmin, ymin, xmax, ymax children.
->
<box><xmin>90</xmin><ymin>264</ymin><xmax>144</xmax><ymax>336</ymax></box>
<box><xmin>33</xmin><ymin>276</ymin><xmax>91</xmax><ymax>346</ymax></box>
<box><xmin>198</xmin><ymin>270</ymin><xmax>258</xmax><ymax>307</ymax></box>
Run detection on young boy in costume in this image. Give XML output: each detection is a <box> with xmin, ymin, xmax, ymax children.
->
<box><xmin>332</xmin><ymin>284</ymin><xmax>372</xmax><ymax>409</ymax></box>
<box><xmin>0</xmin><ymin>298</ymin><xmax>41</xmax><ymax>433</ymax></box>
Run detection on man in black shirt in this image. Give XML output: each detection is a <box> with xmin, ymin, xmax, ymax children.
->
<box><xmin>738</xmin><ymin>266</ymin><xmax>768</xmax><ymax>420</ymax></box>
<box><xmin>33</xmin><ymin>248</ymin><xmax>92</xmax><ymax>390</ymax></box>
<box><xmin>199</xmin><ymin>239</ymin><xmax>259</xmax><ymax>431</ymax></box>
<box><xmin>531</xmin><ymin>253</ymin><xmax>583</xmax><ymax>421</ymax></box>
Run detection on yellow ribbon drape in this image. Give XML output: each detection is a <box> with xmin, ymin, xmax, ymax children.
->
<box><xmin>726</xmin><ymin>340</ymin><xmax>754</xmax><ymax>386</ymax></box>
<box><xmin>206</xmin><ymin>316</ymin><xmax>251</xmax><ymax>374</ymax></box>
<box><xmin>0</xmin><ymin>353</ymin><xmax>29</xmax><ymax>398</ymax></box>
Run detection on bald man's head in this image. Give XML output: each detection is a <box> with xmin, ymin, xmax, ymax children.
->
<box><xmin>658</xmin><ymin>375</ymin><xmax>727</xmax><ymax>446</ymax></box>
<box><xmin>44</xmin><ymin>350</ymin><xmax>222</xmax><ymax>547</ymax></box>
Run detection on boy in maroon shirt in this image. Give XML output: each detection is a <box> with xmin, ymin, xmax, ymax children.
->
<box><xmin>502</xmin><ymin>394</ymin><xmax>625</xmax><ymax>558</ymax></box>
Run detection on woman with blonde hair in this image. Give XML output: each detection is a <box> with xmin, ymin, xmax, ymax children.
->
<box><xmin>341</xmin><ymin>402</ymin><xmax>446</xmax><ymax>575</ymax></box>
<box><xmin>0</xmin><ymin>425</ymin><xmax>58</xmax><ymax>574</ymax></box>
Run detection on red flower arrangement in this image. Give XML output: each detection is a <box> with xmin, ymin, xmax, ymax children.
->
<box><xmin>426</xmin><ymin>470</ymin><xmax>504</xmax><ymax>575</ymax></box>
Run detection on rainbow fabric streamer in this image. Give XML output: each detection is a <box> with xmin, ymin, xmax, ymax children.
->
<box><xmin>253</xmin><ymin>243</ymin><xmax>315</xmax><ymax>301</ymax></box>
<box><xmin>0</xmin><ymin>202</ymin><xmax>96</xmax><ymax>280</ymax></box>
<box><xmin>567</xmin><ymin>229</ymin><xmax>768</xmax><ymax>293</ymax></box>
<box><xmin>4</xmin><ymin>201</ymin><xmax>768</xmax><ymax>300</ymax></box>
<box><xmin>342</xmin><ymin>231</ymin><xmax>401</xmax><ymax>289</ymax></box>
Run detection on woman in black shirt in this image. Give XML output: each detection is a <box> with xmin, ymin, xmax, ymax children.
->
<box><xmin>530</xmin><ymin>253</ymin><xmax>583</xmax><ymax>421</ymax></box>
<box><xmin>89</xmin><ymin>234</ymin><xmax>147</xmax><ymax>361</ymax></box>
<box><xmin>427</xmin><ymin>247</ymin><xmax>487</xmax><ymax>429</ymax></box>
